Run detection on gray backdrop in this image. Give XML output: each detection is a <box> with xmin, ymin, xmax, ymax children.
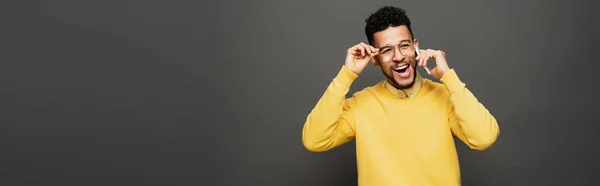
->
<box><xmin>1</xmin><ymin>0</ymin><xmax>599</xmax><ymax>185</ymax></box>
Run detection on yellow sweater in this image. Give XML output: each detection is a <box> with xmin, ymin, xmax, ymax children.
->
<box><xmin>302</xmin><ymin>65</ymin><xmax>499</xmax><ymax>186</ymax></box>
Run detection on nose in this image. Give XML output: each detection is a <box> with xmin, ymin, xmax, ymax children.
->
<box><xmin>391</xmin><ymin>47</ymin><xmax>405</xmax><ymax>61</ymax></box>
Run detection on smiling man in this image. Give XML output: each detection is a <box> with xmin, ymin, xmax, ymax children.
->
<box><xmin>302</xmin><ymin>6</ymin><xmax>500</xmax><ymax>186</ymax></box>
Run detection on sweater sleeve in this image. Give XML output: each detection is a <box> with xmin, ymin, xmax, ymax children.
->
<box><xmin>302</xmin><ymin>65</ymin><xmax>358</xmax><ymax>152</ymax></box>
<box><xmin>441</xmin><ymin>69</ymin><xmax>500</xmax><ymax>150</ymax></box>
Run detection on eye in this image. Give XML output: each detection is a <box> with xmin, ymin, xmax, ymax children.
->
<box><xmin>400</xmin><ymin>44</ymin><xmax>410</xmax><ymax>48</ymax></box>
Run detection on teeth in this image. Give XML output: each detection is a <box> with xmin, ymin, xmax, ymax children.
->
<box><xmin>395</xmin><ymin>65</ymin><xmax>408</xmax><ymax>70</ymax></box>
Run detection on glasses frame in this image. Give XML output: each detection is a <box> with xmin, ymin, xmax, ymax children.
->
<box><xmin>377</xmin><ymin>41</ymin><xmax>416</xmax><ymax>61</ymax></box>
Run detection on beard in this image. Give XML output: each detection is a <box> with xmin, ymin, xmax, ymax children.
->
<box><xmin>384</xmin><ymin>64</ymin><xmax>417</xmax><ymax>90</ymax></box>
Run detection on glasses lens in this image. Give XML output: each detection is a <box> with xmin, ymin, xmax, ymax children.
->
<box><xmin>400</xmin><ymin>43</ymin><xmax>414</xmax><ymax>56</ymax></box>
<box><xmin>379</xmin><ymin>42</ymin><xmax>414</xmax><ymax>60</ymax></box>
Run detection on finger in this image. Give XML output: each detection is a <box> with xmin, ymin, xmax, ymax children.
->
<box><xmin>420</xmin><ymin>52</ymin><xmax>429</xmax><ymax>68</ymax></box>
<box><xmin>368</xmin><ymin>50</ymin><xmax>379</xmax><ymax>58</ymax></box>
<box><xmin>416</xmin><ymin>50</ymin><xmax>426</xmax><ymax>60</ymax></box>
<box><xmin>423</xmin><ymin>53</ymin><xmax>432</xmax><ymax>68</ymax></box>
<box><xmin>431</xmin><ymin>50</ymin><xmax>440</xmax><ymax>60</ymax></box>
<box><xmin>353</xmin><ymin>45</ymin><xmax>364</xmax><ymax>57</ymax></box>
<box><xmin>422</xmin><ymin>50</ymin><xmax>433</xmax><ymax>66</ymax></box>
<box><xmin>350</xmin><ymin>47</ymin><xmax>360</xmax><ymax>56</ymax></box>
<box><xmin>368</xmin><ymin>47</ymin><xmax>377</xmax><ymax>56</ymax></box>
<box><xmin>418</xmin><ymin>51</ymin><xmax>427</xmax><ymax>66</ymax></box>
<box><xmin>352</xmin><ymin>44</ymin><xmax>364</xmax><ymax>56</ymax></box>
<box><xmin>356</xmin><ymin>43</ymin><xmax>366</xmax><ymax>56</ymax></box>
<box><xmin>370</xmin><ymin>45</ymin><xmax>378</xmax><ymax>54</ymax></box>
<box><xmin>369</xmin><ymin>45</ymin><xmax>379</xmax><ymax>55</ymax></box>
<box><xmin>435</xmin><ymin>50</ymin><xmax>443</xmax><ymax>58</ymax></box>
<box><xmin>355</xmin><ymin>45</ymin><xmax>367</xmax><ymax>56</ymax></box>
<box><xmin>416</xmin><ymin>50</ymin><xmax>422</xmax><ymax>65</ymax></box>
<box><xmin>359</xmin><ymin>43</ymin><xmax>373</xmax><ymax>55</ymax></box>
<box><xmin>422</xmin><ymin>60</ymin><xmax>432</xmax><ymax>74</ymax></box>
<box><xmin>360</xmin><ymin>43</ymin><xmax>373</xmax><ymax>54</ymax></box>
<box><xmin>361</xmin><ymin>46</ymin><xmax>366</xmax><ymax>57</ymax></box>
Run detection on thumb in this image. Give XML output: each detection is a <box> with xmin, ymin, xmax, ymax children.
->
<box><xmin>366</xmin><ymin>51</ymin><xmax>379</xmax><ymax>61</ymax></box>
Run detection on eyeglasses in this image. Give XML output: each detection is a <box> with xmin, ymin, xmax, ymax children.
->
<box><xmin>377</xmin><ymin>41</ymin><xmax>416</xmax><ymax>61</ymax></box>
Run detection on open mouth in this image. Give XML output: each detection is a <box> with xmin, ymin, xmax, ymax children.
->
<box><xmin>393</xmin><ymin>64</ymin><xmax>409</xmax><ymax>73</ymax></box>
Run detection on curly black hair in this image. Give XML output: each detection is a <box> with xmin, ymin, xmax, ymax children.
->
<box><xmin>364</xmin><ymin>6</ymin><xmax>414</xmax><ymax>45</ymax></box>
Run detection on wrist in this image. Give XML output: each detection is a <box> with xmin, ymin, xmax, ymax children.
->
<box><xmin>439</xmin><ymin>69</ymin><xmax>465</xmax><ymax>94</ymax></box>
<box><xmin>337</xmin><ymin>65</ymin><xmax>359</xmax><ymax>86</ymax></box>
<box><xmin>344</xmin><ymin>65</ymin><xmax>361</xmax><ymax>75</ymax></box>
<box><xmin>440</xmin><ymin>66</ymin><xmax>450</xmax><ymax>76</ymax></box>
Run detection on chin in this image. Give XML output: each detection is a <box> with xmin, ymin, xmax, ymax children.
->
<box><xmin>391</xmin><ymin>70</ymin><xmax>416</xmax><ymax>89</ymax></box>
<box><xmin>383</xmin><ymin>64</ymin><xmax>417</xmax><ymax>89</ymax></box>
<box><xmin>393</xmin><ymin>77</ymin><xmax>415</xmax><ymax>89</ymax></box>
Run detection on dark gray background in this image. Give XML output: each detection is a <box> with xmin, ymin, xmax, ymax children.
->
<box><xmin>1</xmin><ymin>0</ymin><xmax>598</xmax><ymax>185</ymax></box>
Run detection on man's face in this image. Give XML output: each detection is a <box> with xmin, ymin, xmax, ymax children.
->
<box><xmin>371</xmin><ymin>25</ymin><xmax>418</xmax><ymax>90</ymax></box>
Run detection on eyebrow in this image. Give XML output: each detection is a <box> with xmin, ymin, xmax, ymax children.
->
<box><xmin>379</xmin><ymin>39</ymin><xmax>412</xmax><ymax>49</ymax></box>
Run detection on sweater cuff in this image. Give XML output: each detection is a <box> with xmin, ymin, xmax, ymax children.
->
<box><xmin>334</xmin><ymin>65</ymin><xmax>358</xmax><ymax>87</ymax></box>
<box><xmin>439</xmin><ymin>69</ymin><xmax>465</xmax><ymax>94</ymax></box>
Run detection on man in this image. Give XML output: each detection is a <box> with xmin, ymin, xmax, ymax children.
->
<box><xmin>301</xmin><ymin>6</ymin><xmax>500</xmax><ymax>186</ymax></box>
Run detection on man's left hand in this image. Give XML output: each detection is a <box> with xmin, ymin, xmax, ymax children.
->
<box><xmin>416</xmin><ymin>49</ymin><xmax>451</xmax><ymax>79</ymax></box>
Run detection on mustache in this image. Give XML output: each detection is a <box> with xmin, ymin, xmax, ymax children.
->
<box><xmin>392</xmin><ymin>60</ymin><xmax>414</xmax><ymax>67</ymax></box>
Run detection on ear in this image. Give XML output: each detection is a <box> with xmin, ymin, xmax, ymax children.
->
<box><xmin>413</xmin><ymin>38</ymin><xmax>420</xmax><ymax>56</ymax></box>
<box><xmin>371</xmin><ymin>57</ymin><xmax>380</xmax><ymax>66</ymax></box>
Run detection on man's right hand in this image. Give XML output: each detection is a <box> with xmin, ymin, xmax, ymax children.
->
<box><xmin>344</xmin><ymin>42</ymin><xmax>379</xmax><ymax>75</ymax></box>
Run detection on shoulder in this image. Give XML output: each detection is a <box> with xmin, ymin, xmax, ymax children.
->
<box><xmin>421</xmin><ymin>78</ymin><xmax>450</xmax><ymax>98</ymax></box>
<box><xmin>346</xmin><ymin>82</ymin><xmax>384</xmax><ymax>106</ymax></box>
